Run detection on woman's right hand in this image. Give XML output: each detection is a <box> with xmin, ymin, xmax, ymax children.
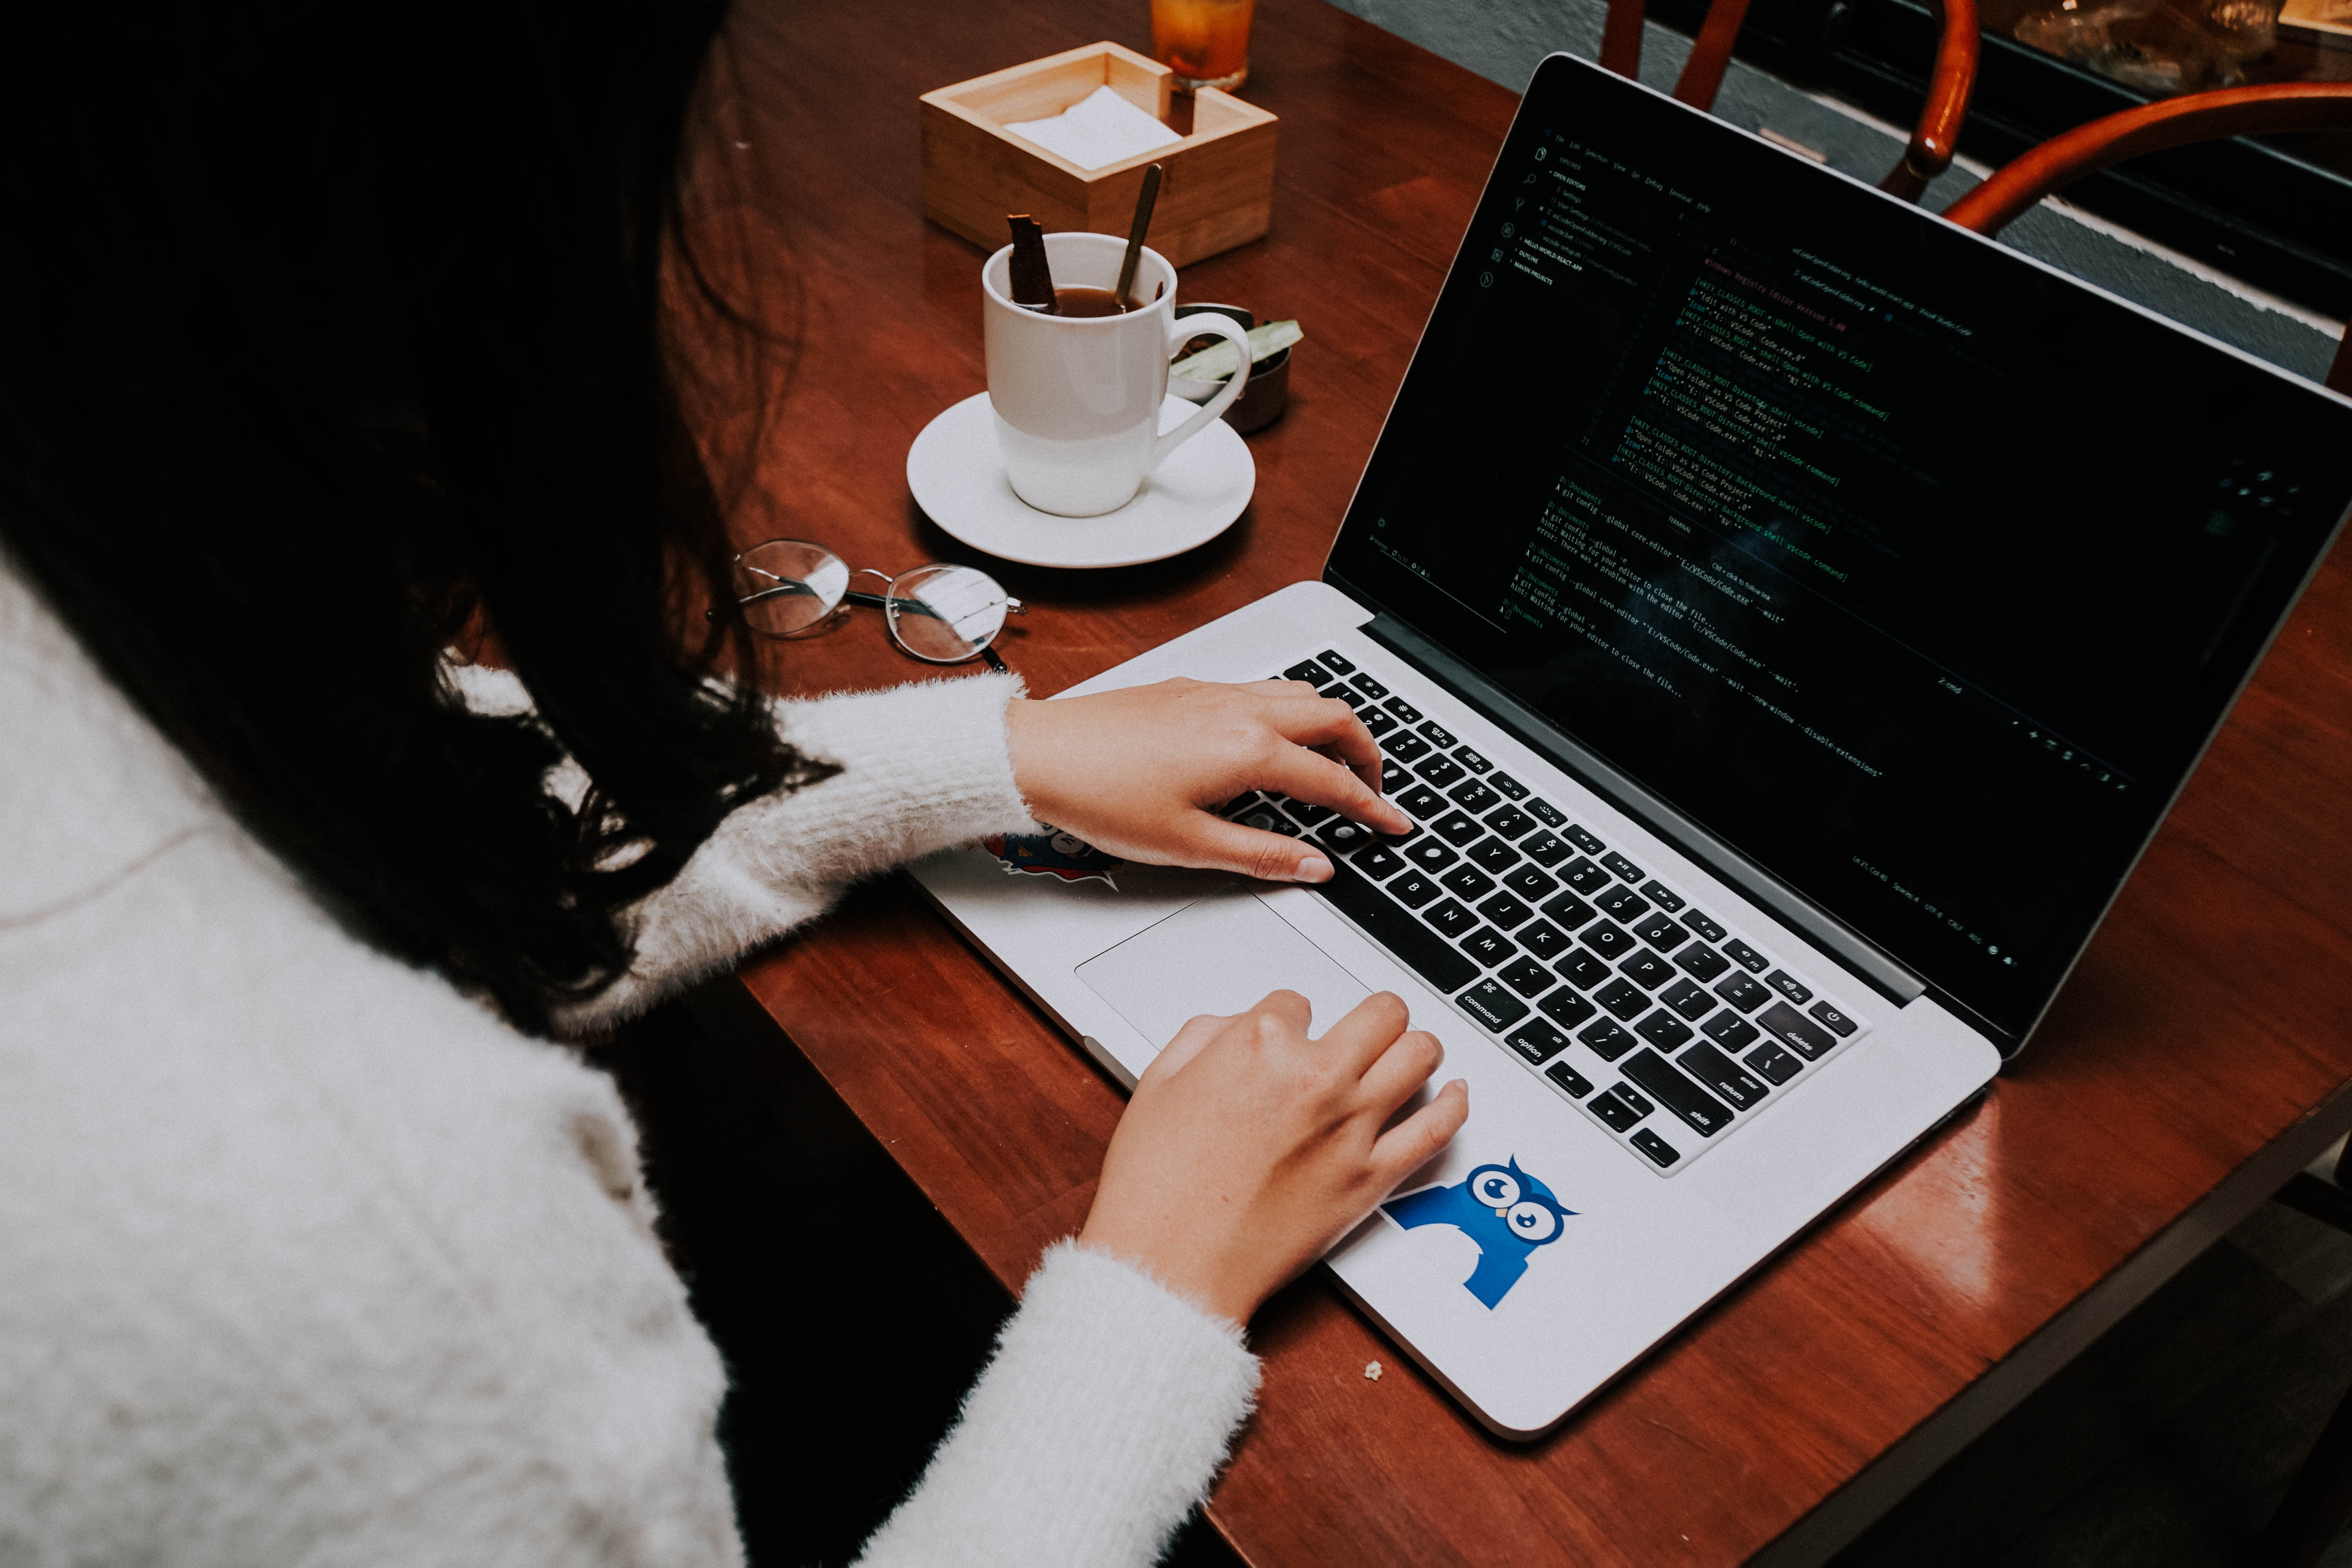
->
<box><xmin>1077</xmin><ymin>990</ymin><xmax>1470</xmax><ymax>1325</ymax></box>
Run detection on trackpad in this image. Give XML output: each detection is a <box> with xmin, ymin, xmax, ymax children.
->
<box><xmin>1076</xmin><ymin>888</ymin><xmax>1373</xmax><ymax>1053</ymax></box>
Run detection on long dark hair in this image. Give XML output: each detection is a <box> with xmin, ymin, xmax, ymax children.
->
<box><xmin>0</xmin><ymin>4</ymin><xmax>824</xmax><ymax>1033</ymax></box>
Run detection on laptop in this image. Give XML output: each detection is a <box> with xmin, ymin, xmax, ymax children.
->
<box><xmin>911</xmin><ymin>51</ymin><xmax>2352</xmax><ymax>1438</ymax></box>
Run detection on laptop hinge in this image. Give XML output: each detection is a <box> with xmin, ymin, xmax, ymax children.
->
<box><xmin>1357</xmin><ymin>609</ymin><xmax>1927</xmax><ymax>1010</ymax></box>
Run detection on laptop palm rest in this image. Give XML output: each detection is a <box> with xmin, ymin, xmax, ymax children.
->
<box><xmin>1076</xmin><ymin>887</ymin><xmax>1373</xmax><ymax>1051</ymax></box>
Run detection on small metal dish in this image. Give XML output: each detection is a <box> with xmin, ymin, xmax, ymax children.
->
<box><xmin>1169</xmin><ymin>303</ymin><xmax>1290</xmax><ymax>434</ymax></box>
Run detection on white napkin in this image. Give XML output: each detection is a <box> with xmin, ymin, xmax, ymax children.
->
<box><xmin>1004</xmin><ymin>85</ymin><xmax>1183</xmax><ymax>172</ymax></box>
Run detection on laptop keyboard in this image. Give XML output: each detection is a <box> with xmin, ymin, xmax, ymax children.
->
<box><xmin>1234</xmin><ymin>649</ymin><xmax>1870</xmax><ymax>1176</ymax></box>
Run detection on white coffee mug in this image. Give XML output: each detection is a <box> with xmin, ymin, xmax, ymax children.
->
<box><xmin>982</xmin><ymin>231</ymin><xmax>1252</xmax><ymax>518</ymax></box>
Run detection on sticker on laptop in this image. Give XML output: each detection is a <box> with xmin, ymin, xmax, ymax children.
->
<box><xmin>982</xmin><ymin>826</ymin><xmax>1123</xmax><ymax>889</ymax></box>
<box><xmin>1381</xmin><ymin>1157</ymin><xmax>1574</xmax><ymax>1309</ymax></box>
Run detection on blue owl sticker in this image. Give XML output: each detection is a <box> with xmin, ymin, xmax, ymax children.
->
<box><xmin>982</xmin><ymin>826</ymin><xmax>1122</xmax><ymax>889</ymax></box>
<box><xmin>1381</xmin><ymin>1157</ymin><xmax>1575</xmax><ymax>1309</ymax></box>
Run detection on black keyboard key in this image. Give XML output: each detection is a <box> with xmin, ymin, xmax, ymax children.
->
<box><xmin>1405</xmin><ymin>839</ymin><xmax>1459</xmax><ymax>874</ymax></box>
<box><xmin>1809</xmin><ymin>1000</ymin><xmax>1859</xmax><ymax>1036</ymax></box>
<box><xmin>1758</xmin><ymin>1002</ymin><xmax>1838</xmax><ymax>1060</ymax></box>
<box><xmin>1303</xmin><ymin>856</ymin><xmax>1476</xmax><ymax>993</ymax></box>
<box><xmin>1459</xmin><ymin>926</ymin><xmax>1517</xmax><ymax>967</ymax></box>
<box><xmin>1361</xmin><ymin>708</ymin><xmax>1398</xmax><ymax>739</ymax></box>
<box><xmin>1504</xmin><ymin>865</ymin><xmax>1558</xmax><ymax>900</ymax></box>
<box><xmin>1440</xmin><ymin>864</ymin><xmax>1495</xmax><ymax>900</ymax></box>
<box><xmin>1634</xmin><ymin>1009</ymin><xmax>1694</xmax><ymax>1052</ymax></box>
<box><xmin>1350</xmin><ymin>674</ymin><xmax>1390</xmax><ymax>701</ymax></box>
<box><xmin>1562</xmin><ymin>857</ymin><xmax>1612</xmax><ymax>894</ymax></box>
<box><xmin>1517</xmin><ymin>919</ymin><xmax>1572</xmax><ymax>960</ymax></box>
<box><xmin>1724</xmin><ymin>938</ymin><xmax>1770</xmax><ymax>973</ymax></box>
<box><xmin>1538</xmin><ymin>889</ymin><xmax>1595</xmax><ymax>930</ymax></box>
<box><xmin>1601</xmin><ymin>851</ymin><xmax>1645</xmax><ymax>883</ymax></box>
<box><xmin>1564</xmin><ymin>824</ymin><xmax>1607</xmax><ymax>854</ymax></box>
<box><xmin>1634</xmin><ymin>912</ymin><xmax>1688</xmax><ymax>951</ymax></box>
<box><xmin>1379</xmin><ymin>757</ymin><xmax>1410</xmax><ymax>792</ymax></box>
<box><xmin>1702</xmin><ymin>1011</ymin><xmax>1760</xmax><ymax>1051</ymax></box>
<box><xmin>1453</xmin><ymin>746</ymin><xmax>1493</xmax><ymax>773</ymax></box>
<box><xmin>1283</xmin><ymin>799</ymin><xmax>1336</xmax><ymax>828</ymax></box>
<box><xmin>1418</xmin><ymin>720</ymin><xmax>1459</xmax><ymax>748</ymax></box>
<box><xmin>1596</xmin><ymin>884</ymin><xmax>1651</xmax><ymax>922</ymax></box>
<box><xmin>1490</xmin><ymin>773</ymin><xmax>1529</xmax><ymax>800</ymax></box>
<box><xmin>1283</xmin><ymin>659</ymin><xmax>1334</xmax><ymax>686</ymax></box>
<box><xmin>1426</xmin><ymin>898</ymin><xmax>1478</xmax><ymax>937</ymax></box>
<box><xmin>1595</xmin><ymin>977</ymin><xmax>1649</xmax><ymax>1021</ymax></box>
<box><xmin>1630</xmin><ymin>1128</ymin><xmax>1681</xmax><ymax>1167</ymax></box>
<box><xmin>1678</xmin><ymin>1041</ymin><xmax>1768</xmax><ymax>1110</ymax></box>
<box><xmin>1458</xmin><ymin>980</ymin><xmax>1529</xmax><ymax>1032</ymax></box>
<box><xmin>1766</xmin><ymin>969</ymin><xmax>1813</xmax><ymax>1006</ymax></box>
<box><xmin>1715</xmin><ymin>972</ymin><xmax>1771</xmax><ymax>1011</ymax></box>
<box><xmin>1590</xmin><ymin>1088</ymin><xmax>1646</xmax><ymax>1132</ymax></box>
<box><xmin>1622</xmin><ymin>1048</ymin><xmax>1734</xmax><ymax>1138</ymax></box>
<box><xmin>1432</xmin><ymin>809</ymin><xmax>1485</xmax><ymax>847</ymax></box>
<box><xmin>1526</xmin><ymin>799</ymin><xmax>1567</xmax><ymax>828</ymax></box>
<box><xmin>1544</xmin><ymin>1059</ymin><xmax>1595</xmax><ymax>1098</ymax></box>
<box><xmin>1746</xmin><ymin>1040</ymin><xmax>1803</xmax><ymax>1084</ymax></box>
<box><xmin>1579</xmin><ymin>1017</ymin><xmax>1636</xmax><ymax>1060</ymax></box>
<box><xmin>1640</xmin><ymin>880</ymin><xmax>1686</xmax><ymax>912</ymax></box>
<box><xmin>1236</xmin><ymin>805</ymin><xmax>1300</xmax><ymax>837</ymax></box>
<box><xmin>1477</xmin><ymin>891</ymin><xmax>1533</xmax><ymax>929</ymax></box>
<box><xmin>1581</xmin><ymin>920</ymin><xmax>1637</xmax><ymax>960</ymax></box>
<box><xmin>1466</xmin><ymin>837</ymin><xmax>1522</xmax><ymax>874</ymax></box>
<box><xmin>1683</xmin><ymin>909</ymin><xmax>1728</xmax><ymax>942</ymax></box>
<box><xmin>1507</xmin><ymin>1018</ymin><xmax>1570</xmax><ymax>1065</ymax></box>
<box><xmin>1676</xmin><ymin>944</ymin><xmax>1731</xmax><ymax>981</ymax></box>
<box><xmin>1448</xmin><ymin>779</ymin><xmax>1500</xmax><ymax>814</ymax></box>
<box><xmin>1396</xmin><ymin>783</ymin><xmax>1448</xmax><ymax>819</ymax></box>
<box><xmin>1556</xmin><ymin>950</ymin><xmax>1612</xmax><ymax>990</ymax></box>
<box><xmin>1389</xmin><ymin>869</ymin><xmax>1441</xmax><ymax>908</ymax></box>
<box><xmin>1618</xmin><ymin>950</ymin><xmax>1675</xmax><ymax>990</ymax></box>
<box><xmin>1313</xmin><ymin>818</ymin><xmax>1378</xmax><ymax>855</ymax></box>
<box><xmin>1414</xmin><ymin>755</ymin><xmax>1467</xmax><ymax>788</ymax></box>
<box><xmin>1382</xmin><ymin>731</ymin><xmax>1432</xmax><ymax>764</ymax></box>
<box><xmin>1521</xmin><ymin>830</ymin><xmax>1570</xmax><ymax>867</ymax></box>
<box><xmin>1499</xmin><ymin>956</ymin><xmax>1554</xmax><ymax>997</ymax></box>
<box><xmin>1327</xmin><ymin>686</ymin><xmax>1365</xmax><ymax>709</ymax></box>
<box><xmin>1317</xmin><ymin>649</ymin><xmax>1356</xmax><ymax>675</ymax></box>
<box><xmin>1539</xmin><ymin>987</ymin><xmax>1597</xmax><ymax>1029</ymax></box>
<box><xmin>1383</xmin><ymin>696</ymin><xmax>1423</xmax><ymax>723</ymax></box>
<box><xmin>1484</xmin><ymin>805</ymin><xmax>1535</xmax><ymax>840</ymax></box>
<box><xmin>1356</xmin><ymin>844</ymin><xmax>1408</xmax><ymax>880</ymax></box>
<box><xmin>1661</xmin><ymin>977</ymin><xmax>1716</xmax><ymax>1020</ymax></box>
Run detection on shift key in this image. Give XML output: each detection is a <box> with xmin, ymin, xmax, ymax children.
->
<box><xmin>1620</xmin><ymin>1048</ymin><xmax>1735</xmax><ymax>1137</ymax></box>
<box><xmin>1308</xmin><ymin>857</ymin><xmax>1478</xmax><ymax>994</ymax></box>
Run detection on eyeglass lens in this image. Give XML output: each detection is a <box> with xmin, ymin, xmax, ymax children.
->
<box><xmin>733</xmin><ymin>540</ymin><xmax>850</xmax><ymax>637</ymax></box>
<box><xmin>885</xmin><ymin>564</ymin><xmax>1009</xmax><ymax>662</ymax></box>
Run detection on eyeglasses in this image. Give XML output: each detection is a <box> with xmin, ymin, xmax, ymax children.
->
<box><xmin>722</xmin><ymin>539</ymin><xmax>1026</xmax><ymax>672</ymax></box>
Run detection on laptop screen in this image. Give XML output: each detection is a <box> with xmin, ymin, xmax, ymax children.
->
<box><xmin>1325</xmin><ymin>54</ymin><xmax>2352</xmax><ymax>1044</ymax></box>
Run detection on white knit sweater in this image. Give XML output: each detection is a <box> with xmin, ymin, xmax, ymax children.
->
<box><xmin>0</xmin><ymin>557</ymin><xmax>1259</xmax><ymax>1566</ymax></box>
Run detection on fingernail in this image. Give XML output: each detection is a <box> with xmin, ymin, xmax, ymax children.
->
<box><xmin>1296</xmin><ymin>854</ymin><xmax>1334</xmax><ymax>883</ymax></box>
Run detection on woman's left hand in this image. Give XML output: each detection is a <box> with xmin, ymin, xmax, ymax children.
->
<box><xmin>1004</xmin><ymin>678</ymin><xmax>1412</xmax><ymax>884</ymax></box>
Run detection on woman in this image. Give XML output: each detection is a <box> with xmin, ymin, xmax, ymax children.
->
<box><xmin>0</xmin><ymin>4</ymin><xmax>1467</xmax><ymax>1565</ymax></box>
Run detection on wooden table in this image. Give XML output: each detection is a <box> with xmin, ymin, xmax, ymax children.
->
<box><xmin>715</xmin><ymin>0</ymin><xmax>2352</xmax><ymax>1560</ymax></box>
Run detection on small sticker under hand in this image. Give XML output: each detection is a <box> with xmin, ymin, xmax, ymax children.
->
<box><xmin>983</xmin><ymin>826</ymin><xmax>1123</xmax><ymax>889</ymax></box>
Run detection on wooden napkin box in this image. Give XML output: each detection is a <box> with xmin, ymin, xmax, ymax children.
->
<box><xmin>920</xmin><ymin>41</ymin><xmax>1277</xmax><ymax>268</ymax></box>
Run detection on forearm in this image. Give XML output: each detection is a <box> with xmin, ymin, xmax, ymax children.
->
<box><xmin>855</xmin><ymin>1241</ymin><xmax>1261</xmax><ymax>1568</ymax></box>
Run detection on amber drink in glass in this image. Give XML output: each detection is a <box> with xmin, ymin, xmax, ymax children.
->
<box><xmin>1151</xmin><ymin>0</ymin><xmax>1256</xmax><ymax>92</ymax></box>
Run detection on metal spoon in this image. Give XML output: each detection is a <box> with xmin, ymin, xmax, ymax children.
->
<box><xmin>1112</xmin><ymin>163</ymin><xmax>1164</xmax><ymax>311</ymax></box>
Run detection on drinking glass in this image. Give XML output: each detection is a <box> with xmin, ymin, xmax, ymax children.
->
<box><xmin>1151</xmin><ymin>0</ymin><xmax>1256</xmax><ymax>92</ymax></box>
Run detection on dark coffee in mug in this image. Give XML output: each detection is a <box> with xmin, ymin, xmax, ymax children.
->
<box><xmin>1053</xmin><ymin>286</ymin><xmax>1136</xmax><ymax>318</ymax></box>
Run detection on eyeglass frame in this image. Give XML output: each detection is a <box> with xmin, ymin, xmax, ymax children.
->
<box><xmin>718</xmin><ymin>545</ymin><xmax>1027</xmax><ymax>673</ymax></box>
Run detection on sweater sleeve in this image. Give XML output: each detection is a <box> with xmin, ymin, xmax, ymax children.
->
<box><xmin>855</xmin><ymin>1241</ymin><xmax>1262</xmax><ymax>1568</ymax></box>
<box><xmin>458</xmin><ymin>667</ymin><xmax>1040</xmax><ymax>1032</ymax></box>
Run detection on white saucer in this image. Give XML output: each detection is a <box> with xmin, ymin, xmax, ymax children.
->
<box><xmin>906</xmin><ymin>391</ymin><xmax>1255</xmax><ymax>569</ymax></box>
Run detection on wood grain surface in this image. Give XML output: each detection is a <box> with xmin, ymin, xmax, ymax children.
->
<box><xmin>713</xmin><ymin>1</ymin><xmax>2352</xmax><ymax>1561</ymax></box>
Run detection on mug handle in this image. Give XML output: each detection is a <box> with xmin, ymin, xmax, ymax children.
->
<box><xmin>1147</xmin><ymin>314</ymin><xmax>1254</xmax><ymax>475</ymax></box>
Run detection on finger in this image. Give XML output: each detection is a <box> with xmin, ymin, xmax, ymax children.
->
<box><xmin>1256</xmin><ymin>746</ymin><xmax>1412</xmax><ymax>835</ymax></box>
<box><xmin>1243</xmin><ymin>988</ymin><xmax>1315</xmax><ymax>1036</ymax></box>
<box><xmin>1143</xmin><ymin>1009</ymin><xmax>1236</xmax><ymax>1084</ymax></box>
<box><xmin>1315</xmin><ymin>990</ymin><xmax>1413</xmax><ymax>1077</ymax></box>
<box><xmin>1259</xmin><ymin>694</ymin><xmax>1385</xmax><ymax>791</ymax></box>
<box><xmin>1358</xmin><ymin>1028</ymin><xmax>1445</xmax><ymax>1113</ymax></box>
<box><xmin>1240</xmin><ymin>679</ymin><xmax>1323</xmax><ymax>698</ymax></box>
<box><xmin>1371</xmin><ymin>1078</ymin><xmax>1470</xmax><ymax>1183</ymax></box>
<box><xmin>1185</xmin><ymin>815</ymin><xmax>1338</xmax><ymax>883</ymax></box>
